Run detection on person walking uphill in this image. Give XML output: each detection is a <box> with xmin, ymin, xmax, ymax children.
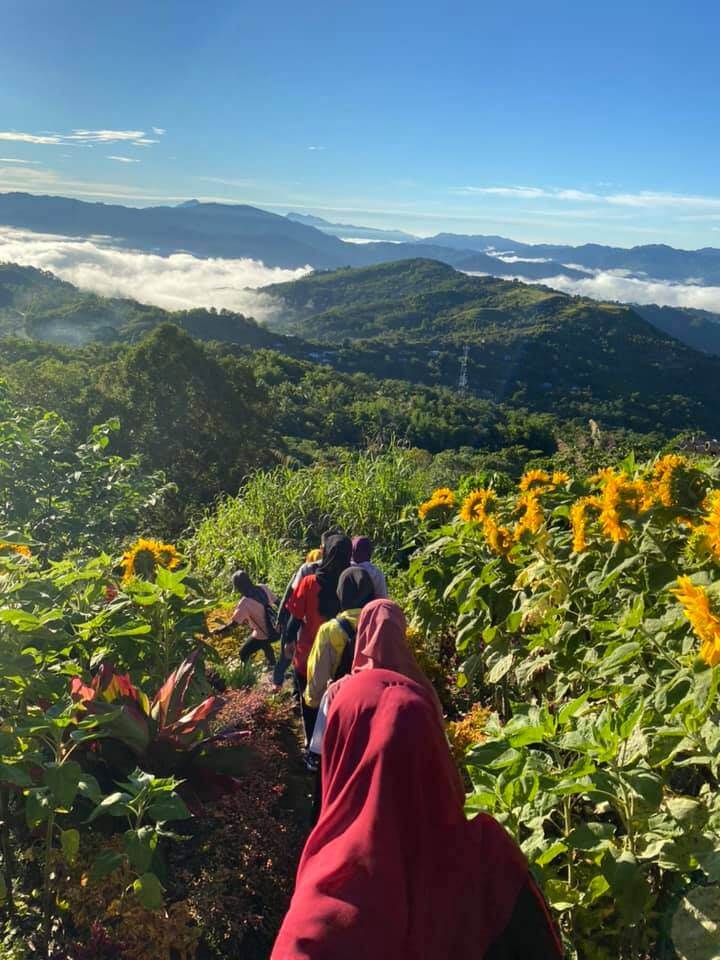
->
<box><xmin>304</xmin><ymin>567</ymin><xmax>375</xmax><ymax>711</ymax></box>
<box><xmin>351</xmin><ymin>535</ymin><xmax>388</xmax><ymax>599</ymax></box>
<box><xmin>271</xmin><ymin>667</ymin><xmax>564</xmax><ymax>960</ymax></box>
<box><xmin>211</xmin><ymin>570</ymin><xmax>279</xmax><ymax>667</ymax></box>
<box><xmin>285</xmin><ymin>534</ymin><xmax>353</xmax><ymax>745</ymax></box>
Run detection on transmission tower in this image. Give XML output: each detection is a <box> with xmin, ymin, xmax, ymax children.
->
<box><xmin>458</xmin><ymin>344</ymin><xmax>469</xmax><ymax>395</ymax></box>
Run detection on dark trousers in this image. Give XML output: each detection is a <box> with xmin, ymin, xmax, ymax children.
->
<box><xmin>239</xmin><ymin>636</ymin><xmax>276</xmax><ymax>666</ymax></box>
<box><xmin>272</xmin><ymin>647</ymin><xmax>292</xmax><ymax>686</ymax></box>
<box><xmin>294</xmin><ymin>673</ymin><xmax>319</xmax><ymax>748</ymax></box>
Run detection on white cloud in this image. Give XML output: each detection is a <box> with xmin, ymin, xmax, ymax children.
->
<box><xmin>0</xmin><ymin>129</ymin><xmax>160</xmax><ymax>151</ymax></box>
<box><xmin>68</xmin><ymin>129</ymin><xmax>145</xmax><ymax>143</ymax></box>
<box><xmin>0</xmin><ymin>158</ymin><xmax>41</xmax><ymax>164</ymax></box>
<box><xmin>0</xmin><ymin>165</ymin><xmax>52</xmax><ymax>183</ymax></box>
<box><xmin>458</xmin><ymin>184</ymin><xmax>720</xmax><ymax>212</ymax></box>
<box><xmin>482</xmin><ymin>267</ymin><xmax>720</xmax><ymax>313</ymax></box>
<box><xmin>308</xmin><ymin>145</ymin><xmax>326</xmax><ymax>151</ymax></box>
<box><xmin>152</xmin><ymin>127</ymin><xmax>166</xmax><ymax>136</ymax></box>
<box><xmin>107</xmin><ymin>155</ymin><xmax>141</xmax><ymax>163</ymax></box>
<box><xmin>198</xmin><ymin>176</ymin><xmax>256</xmax><ymax>188</ymax></box>
<box><xmin>0</xmin><ymin>226</ymin><xmax>310</xmax><ymax>319</ymax></box>
<box><xmin>0</xmin><ymin>131</ymin><xmax>61</xmax><ymax>145</ymax></box>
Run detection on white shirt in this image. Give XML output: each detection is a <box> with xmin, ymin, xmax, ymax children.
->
<box><xmin>352</xmin><ymin>560</ymin><xmax>388</xmax><ymax>599</ymax></box>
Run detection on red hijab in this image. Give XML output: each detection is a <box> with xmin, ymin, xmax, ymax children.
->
<box><xmin>271</xmin><ymin>669</ymin><xmax>530</xmax><ymax>960</ymax></box>
<box><xmin>328</xmin><ymin>598</ymin><xmax>444</xmax><ymax>722</ymax></box>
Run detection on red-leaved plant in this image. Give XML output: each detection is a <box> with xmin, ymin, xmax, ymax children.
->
<box><xmin>70</xmin><ymin>650</ymin><xmax>255</xmax><ymax>811</ymax></box>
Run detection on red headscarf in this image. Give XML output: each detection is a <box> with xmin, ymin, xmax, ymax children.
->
<box><xmin>271</xmin><ymin>669</ymin><xmax>531</xmax><ymax>960</ymax></box>
<box><xmin>328</xmin><ymin>598</ymin><xmax>444</xmax><ymax>722</ymax></box>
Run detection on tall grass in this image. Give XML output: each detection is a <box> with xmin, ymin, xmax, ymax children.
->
<box><xmin>189</xmin><ymin>444</ymin><xmax>434</xmax><ymax>595</ymax></box>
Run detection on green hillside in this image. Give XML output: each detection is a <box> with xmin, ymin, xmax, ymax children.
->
<box><xmin>265</xmin><ymin>259</ymin><xmax>720</xmax><ymax>434</ymax></box>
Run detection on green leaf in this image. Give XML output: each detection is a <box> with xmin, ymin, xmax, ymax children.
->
<box><xmin>146</xmin><ymin>794</ymin><xmax>190</xmax><ymax>823</ymax></box>
<box><xmin>566</xmin><ymin>821</ymin><xmax>615</xmax><ymax>851</ymax></box>
<box><xmin>601</xmin><ymin>850</ymin><xmax>650</xmax><ymax>922</ymax></box>
<box><xmin>666</xmin><ymin>797</ymin><xmax>703</xmax><ymax>824</ymax></box>
<box><xmin>133</xmin><ymin>872</ymin><xmax>164</xmax><ymax>910</ymax></box>
<box><xmin>583</xmin><ymin>874</ymin><xmax>610</xmax><ymax>905</ymax></box>
<box><xmin>25</xmin><ymin>788</ymin><xmax>51</xmax><ymax>827</ymax></box>
<box><xmin>535</xmin><ymin>841</ymin><xmax>568</xmax><ymax>867</ymax></box>
<box><xmin>0</xmin><ymin>762</ymin><xmax>31</xmax><ymax>787</ymax></box>
<box><xmin>77</xmin><ymin>774</ymin><xmax>103</xmax><ymax>803</ymax></box>
<box><xmin>44</xmin><ymin>760</ymin><xmax>81</xmax><ymax>808</ymax></box>
<box><xmin>671</xmin><ymin>886</ymin><xmax>720</xmax><ymax>960</ymax></box>
<box><xmin>622</xmin><ymin>769</ymin><xmax>663</xmax><ymax>810</ymax></box>
<box><xmin>123</xmin><ymin>827</ymin><xmax>157</xmax><ymax>874</ymax></box>
<box><xmin>60</xmin><ymin>828</ymin><xmax>80</xmax><ymax>864</ymax></box>
<box><xmin>487</xmin><ymin>652</ymin><xmax>514</xmax><ymax>684</ymax></box>
<box><xmin>90</xmin><ymin>850</ymin><xmax>125</xmax><ymax>881</ymax></box>
<box><xmin>87</xmin><ymin>791</ymin><xmax>132</xmax><ymax>823</ymax></box>
<box><xmin>600</xmin><ymin>641</ymin><xmax>642</xmax><ymax>674</ymax></box>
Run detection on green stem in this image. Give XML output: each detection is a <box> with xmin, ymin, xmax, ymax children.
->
<box><xmin>41</xmin><ymin>809</ymin><xmax>56</xmax><ymax>958</ymax></box>
<box><xmin>563</xmin><ymin>795</ymin><xmax>574</xmax><ymax>888</ymax></box>
<box><xmin>0</xmin><ymin>788</ymin><xmax>15</xmax><ymax>917</ymax></box>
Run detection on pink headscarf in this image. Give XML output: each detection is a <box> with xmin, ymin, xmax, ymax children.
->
<box><xmin>328</xmin><ymin>599</ymin><xmax>444</xmax><ymax>722</ymax></box>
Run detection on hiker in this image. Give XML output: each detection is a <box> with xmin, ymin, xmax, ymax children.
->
<box><xmin>285</xmin><ymin>534</ymin><xmax>353</xmax><ymax>746</ymax></box>
<box><xmin>327</xmin><ymin>598</ymin><xmax>444</xmax><ymax>722</ymax></box>
<box><xmin>309</xmin><ymin>598</ymin><xmax>444</xmax><ymax>763</ymax></box>
<box><xmin>271</xmin><ymin>668</ymin><xmax>563</xmax><ymax>960</ymax></box>
<box><xmin>211</xmin><ymin>570</ymin><xmax>279</xmax><ymax>667</ymax></box>
<box><xmin>304</xmin><ymin>567</ymin><xmax>376</xmax><ymax>711</ymax></box>
<box><xmin>273</xmin><ymin>531</ymin><xmax>340</xmax><ymax>687</ymax></box>
<box><xmin>351</xmin><ymin>535</ymin><xmax>388</xmax><ymax>599</ymax></box>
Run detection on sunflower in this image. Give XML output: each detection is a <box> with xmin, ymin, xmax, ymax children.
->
<box><xmin>652</xmin><ymin>454</ymin><xmax>689</xmax><ymax>508</ymax></box>
<box><xmin>513</xmin><ymin>491</ymin><xmax>544</xmax><ymax>540</ymax></box>
<box><xmin>155</xmin><ymin>543</ymin><xmax>181</xmax><ymax>570</ymax></box>
<box><xmin>673</xmin><ymin>576</ymin><xmax>720</xmax><ymax>667</ymax></box>
<box><xmin>430</xmin><ymin>487</ymin><xmax>456</xmax><ymax>505</ymax></box>
<box><xmin>519</xmin><ymin>469</ymin><xmax>551</xmax><ymax>492</ymax></box>
<box><xmin>121</xmin><ymin>538</ymin><xmax>181</xmax><ymax>584</ymax></box>
<box><xmin>569</xmin><ymin>496</ymin><xmax>599</xmax><ymax>553</ymax></box>
<box><xmin>419</xmin><ymin>489</ymin><xmax>457</xmax><ymax>522</ymax></box>
<box><xmin>693</xmin><ymin>490</ymin><xmax>720</xmax><ymax>563</ymax></box>
<box><xmin>478</xmin><ymin>516</ymin><xmax>512</xmax><ymax>557</ymax></box>
<box><xmin>589</xmin><ymin>468</ymin><xmax>635</xmax><ymax>543</ymax></box>
<box><xmin>0</xmin><ymin>542</ymin><xmax>31</xmax><ymax>558</ymax></box>
<box><xmin>460</xmin><ymin>488</ymin><xmax>495</xmax><ymax>524</ymax></box>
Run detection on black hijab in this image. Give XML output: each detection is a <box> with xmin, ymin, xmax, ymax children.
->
<box><xmin>232</xmin><ymin>569</ymin><xmax>269</xmax><ymax>607</ymax></box>
<box><xmin>315</xmin><ymin>534</ymin><xmax>352</xmax><ymax>617</ymax></box>
<box><xmin>337</xmin><ymin>567</ymin><xmax>375</xmax><ymax>611</ymax></box>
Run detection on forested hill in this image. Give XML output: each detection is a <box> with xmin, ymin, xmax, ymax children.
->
<box><xmin>3</xmin><ymin>257</ymin><xmax>720</xmax><ymax>438</ymax></box>
<box><xmin>0</xmin><ymin>262</ymin><xmax>303</xmax><ymax>351</ymax></box>
<box><xmin>263</xmin><ymin>258</ymin><xmax>720</xmax><ymax>433</ymax></box>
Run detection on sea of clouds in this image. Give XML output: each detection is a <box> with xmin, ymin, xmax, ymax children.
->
<box><xmin>3</xmin><ymin>224</ymin><xmax>720</xmax><ymax>318</ymax></box>
<box><xmin>0</xmin><ymin>226</ymin><xmax>311</xmax><ymax>320</ymax></box>
<box><xmin>510</xmin><ymin>269</ymin><xmax>720</xmax><ymax>312</ymax></box>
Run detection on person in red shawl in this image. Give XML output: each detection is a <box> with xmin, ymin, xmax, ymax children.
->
<box><xmin>272</xmin><ymin>601</ymin><xmax>563</xmax><ymax>960</ymax></box>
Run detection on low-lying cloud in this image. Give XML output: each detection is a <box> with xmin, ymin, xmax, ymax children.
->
<box><xmin>498</xmin><ymin>268</ymin><xmax>720</xmax><ymax>313</ymax></box>
<box><xmin>0</xmin><ymin>227</ymin><xmax>311</xmax><ymax>320</ymax></box>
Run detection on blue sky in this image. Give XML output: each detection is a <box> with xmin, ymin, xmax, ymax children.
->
<box><xmin>2</xmin><ymin>0</ymin><xmax>720</xmax><ymax>247</ymax></box>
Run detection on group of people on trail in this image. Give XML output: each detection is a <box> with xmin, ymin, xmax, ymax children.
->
<box><xmin>215</xmin><ymin>534</ymin><xmax>564</xmax><ymax>959</ymax></box>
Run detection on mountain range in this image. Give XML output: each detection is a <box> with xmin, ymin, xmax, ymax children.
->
<box><xmin>3</xmin><ymin>192</ymin><xmax>720</xmax><ymax>291</ymax></box>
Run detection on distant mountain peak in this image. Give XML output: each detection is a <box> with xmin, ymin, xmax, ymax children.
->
<box><xmin>176</xmin><ymin>199</ymin><xmax>201</xmax><ymax>208</ymax></box>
